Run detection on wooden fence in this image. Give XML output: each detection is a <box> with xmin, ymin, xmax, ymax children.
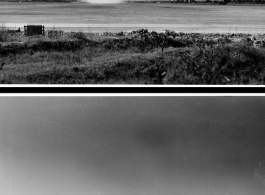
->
<box><xmin>24</xmin><ymin>25</ymin><xmax>45</xmax><ymax>36</ymax></box>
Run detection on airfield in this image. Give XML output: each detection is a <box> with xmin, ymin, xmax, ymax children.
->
<box><xmin>1</xmin><ymin>1</ymin><xmax>265</xmax><ymax>33</ymax></box>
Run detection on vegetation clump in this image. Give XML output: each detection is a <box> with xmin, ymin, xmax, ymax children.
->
<box><xmin>0</xmin><ymin>29</ymin><xmax>265</xmax><ymax>84</ymax></box>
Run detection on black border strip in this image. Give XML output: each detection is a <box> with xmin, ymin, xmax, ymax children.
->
<box><xmin>0</xmin><ymin>87</ymin><xmax>264</xmax><ymax>93</ymax></box>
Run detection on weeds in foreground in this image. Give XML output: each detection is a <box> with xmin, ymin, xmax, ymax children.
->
<box><xmin>1</xmin><ymin>29</ymin><xmax>265</xmax><ymax>84</ymax></box>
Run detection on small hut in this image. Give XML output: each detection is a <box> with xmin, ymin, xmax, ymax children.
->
<box><xmin>24</xmin><ymin>25</ymin><xmax>45</xmax><ymax>36</ymax></box>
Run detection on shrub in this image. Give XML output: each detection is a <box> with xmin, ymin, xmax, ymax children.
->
<box><xmin>68</xmin><ymin>31</ymin><xmax>87</xmax><ymax>40</ymax></box>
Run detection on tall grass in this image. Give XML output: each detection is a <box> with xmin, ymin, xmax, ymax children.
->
<box><xmin>1</xmin><ymin>29</ymin><xmax>265</xmax><ymax>84</ymax></box>
<box><xmin>0</xmin><ymin>23</ymin><xmax>8</xmax><ymax>42</ymax></box>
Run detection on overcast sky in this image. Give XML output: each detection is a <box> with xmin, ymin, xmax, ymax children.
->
<box><xmin>1</xmin><ymin>97</ymin><xmax>265</xmax><ymax>195</ymax></box>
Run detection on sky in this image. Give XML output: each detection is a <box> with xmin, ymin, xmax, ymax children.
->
<box><xmin>1</xmin><ymin>96</ymin><xmax>265</xmax><ymax>195</ymax></box>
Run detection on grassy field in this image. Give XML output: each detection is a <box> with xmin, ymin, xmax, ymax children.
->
<box><xmin>0</xmin><ymin>2</ymin><xmax>265</xmax><ymax>84</ymax></box>
<box><xmin>1</xmin><ymin>2</ymin><xmax>265</xmax><ymax>33</ymax></box>
<box><xmin>0</xmin><ymin>29</ymin><xmax>265</xmax><ymax>84</ymax></box>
